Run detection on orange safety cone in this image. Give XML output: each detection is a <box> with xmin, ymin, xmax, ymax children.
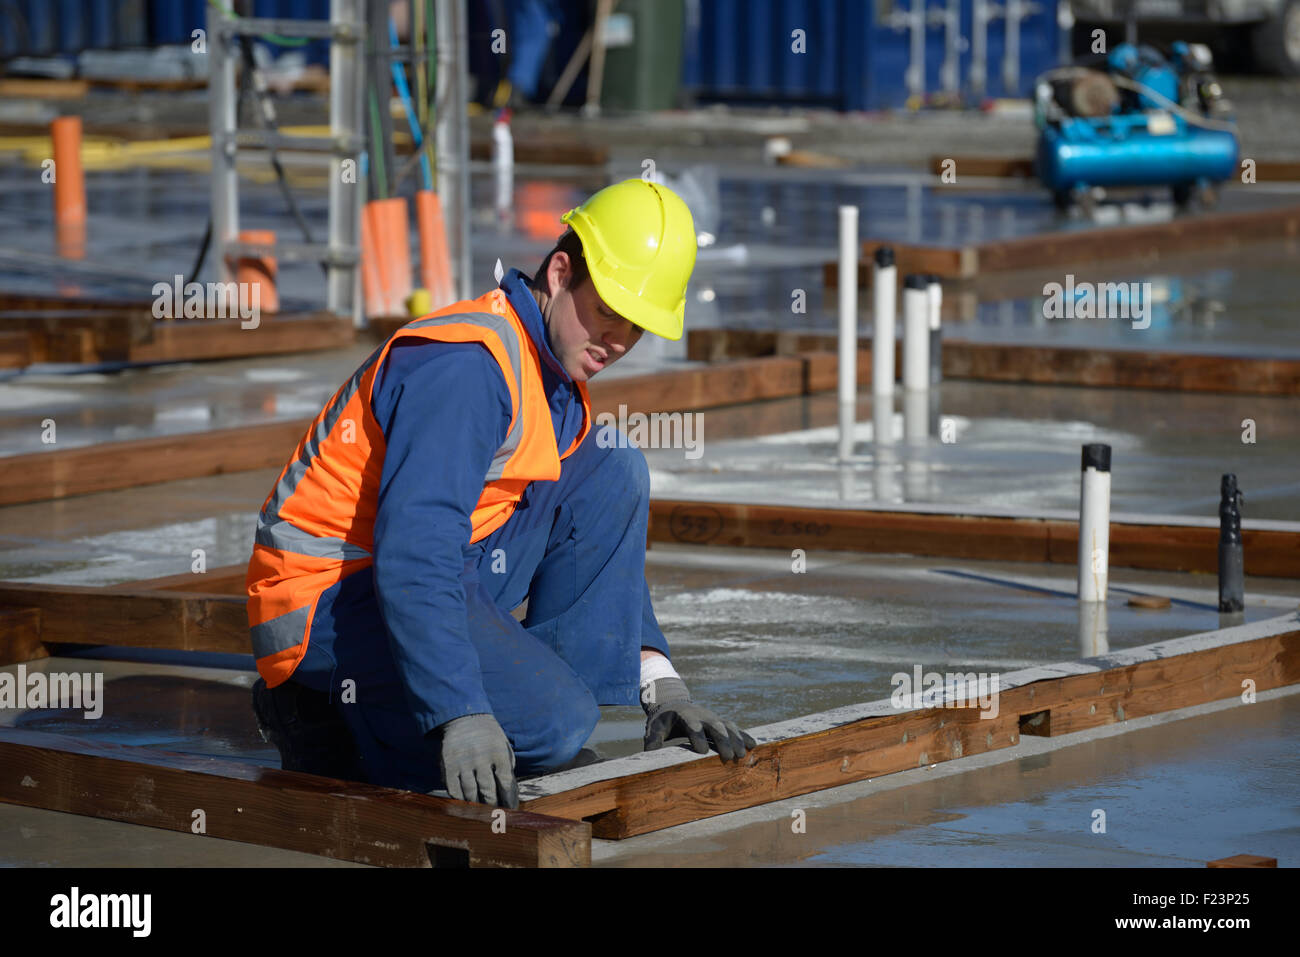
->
<box><xmin>417</xmin><ymin>189</ymin><xmax>454</xmax><ymax>307</ymax></box>
<box><xmin>361</xmin><ymin>200</ymin><xmax>387</xmax><ymax>318</ymax></box>
<box><xmin>50</xmin><ymin>116</ymin><xmax>86</xmax><ymax>262</ymax></box>
<box><xmin>233</xmin><ymin>229</ymin><xmax>278</xmax><ymax>316</ymax></box>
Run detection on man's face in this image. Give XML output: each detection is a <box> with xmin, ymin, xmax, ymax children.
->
<box><xmin>543</xmin><ymin>251</ymin><xmax>643</xmax><ymax>381</ymax></box>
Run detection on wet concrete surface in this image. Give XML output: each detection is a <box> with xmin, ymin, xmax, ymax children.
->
<box><xmin>595</xmin><ymin>686</ymin><xmax>1300</xmax><ymax>867</ymax></box>
<box><xmin>3</xmin><ymin>543</ymin><xmax>1295</xmax><ymax>768</ymax></box>
<box><xmin>646</xmin><ymin>382</ymin><xmax>1300</xmax><ymax>521</ymax></box>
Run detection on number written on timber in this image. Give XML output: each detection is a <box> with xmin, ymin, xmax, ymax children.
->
<box><xmin>668</xmin><ymin>505</ymin><xmax>723</xmax><ymax>543</ymax></box>
<box><xmin>767</xmin><ymin>518</ymin><xmax>831</xmax><ymax>536</ymax></box>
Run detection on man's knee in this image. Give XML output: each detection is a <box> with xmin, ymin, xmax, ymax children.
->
<box><xmin>511</xmin><ymin>682</ymin><xmax>600</xmax><ymax>773</ymax></box>
<box><xmin>591</xmin><ymin>424</ymin><xmax>650</xmax><ymax>502</ymax></box>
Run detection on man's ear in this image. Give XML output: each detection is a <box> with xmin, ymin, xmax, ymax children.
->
<box><xmin>548</xmin><ymin>250</ymin><xmax>572</xmax><ymax>295</ymax></box>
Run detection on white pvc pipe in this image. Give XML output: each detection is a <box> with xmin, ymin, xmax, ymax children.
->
<box><xmin>903</xmin><ymin>388</ymin><xmax>928</xmax><ymax>445</ymax></box>
<box><xmin>902</xmin><ymin>275</ymin><xmax>929</xmax><ymax>392</ymax></box>
<box><xmin>1078</xmin><ymin>599</ymin><xmax>1109</xmax><ymax>657</ymax></box>
<box><xmin>872</xmin><ymin>247</ymin><xmax>896</xmax><ymax>398</ymax></box>
<box><xmin>927</xmin><ymin>275</ymin><xmax>942</xmax><ymax>385</ymax></box>
<box><xmin>838</xmin><ymin>206</ymin><xmax>859</xmax><ymax>460</ymax></box>
<box><xmin>1078</xmin><ymin>443</ymin><xmax>1112</xmax><ymax>603</ymax></box>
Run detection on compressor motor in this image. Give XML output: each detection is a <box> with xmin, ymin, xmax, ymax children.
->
<box><xmin>1035</xmin><ymin>42</ymin><xmax>1239</xmax><ymax>210</ymax></box>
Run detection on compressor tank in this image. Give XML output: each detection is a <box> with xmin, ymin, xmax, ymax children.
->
<box><xmin>1037</xmin><ymin>119</ymin><xmax>1238</xmax><ymax>192</ymax></box>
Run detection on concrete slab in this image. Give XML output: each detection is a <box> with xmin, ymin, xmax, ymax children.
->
<box><xmin>646</xmin><ymin>383</ymin><xmax>1300</xmax><ymax>520</ymax></box>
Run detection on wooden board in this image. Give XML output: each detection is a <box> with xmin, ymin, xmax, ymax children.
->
<box><xmin>928</xmin><ymin>154</ymin><xmax>1036</xmax><ymax>179</ymax></box>
<box><xmin>0</xmin><ymin>78</ymin><xmax>90</xmax><ymax>98</ymax></box>
<box><xmin>0</xmin><ymin>583</ymin><xmax>248</xmax><ymax>663</ymax></box>
<box><xmin>0</xmin><ymin>607</ymin><xmax>44</xmax><ymax>665</ymax></box>
<box><xmin>826</xmin><ymin>204</ymin><xmax>1300</xmax><ymax>282</ymax></box>
<box><xmin>468</xmin><ymin>138</ymin><xmax>607</xmax><ymax>166</ymax></box>
<box><xmin>521</xmin><ymin>620</ymin><xmax>1300</xmax><ymax>838</ymax></box>
<box><xmin>941</xmin><ymin>341</ymin><xmax>1300</xmax><ymax>395</ymax></box>
<box><xmin>686</xmin><ymin>327</ymin><xmax>1300</xmax><ymax>396</ymax></box>
<box><xmin>648</xmin><ymin>500</ymin><xmax>1300</xmax><ymax>578</ymax></box>
<box><xmin>0</xmin><ymin>418</ymin><xmax>312</xmax><ymax>507</ymax></box>
<box><xmin>0</xmin><ymin>331</ymin><xmax>32</xmax><ymax>369</ymax></box>
<box><xmin>129</xmin><ymin>313</ymin><xmax>356</xmax><ymax>364</ymax></box>
<box><xmin>0</xmin><ymin>728</ymin><xmax>589</xmax><ymax>868</ymax></box>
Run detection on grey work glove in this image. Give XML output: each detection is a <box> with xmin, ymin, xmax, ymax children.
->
<box><xmin>642</xmin><ymin>677</ymin><xmax>756</xmax><ymax>763</ymax></box>
<box><xmin>436</xmin><ymin>713</ymin><xmax>519</xmax><ymax>809</ymax></box>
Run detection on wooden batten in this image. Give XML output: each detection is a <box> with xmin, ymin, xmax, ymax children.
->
<box><xmin>520</xmin><ymin>615</ymin><xmax>1300</xmax><ymax>839</ymax></box>
<box><xmin>0</xmin><ymin>729</ymin><xmax>589</xmax><ymax>868</ymax></box>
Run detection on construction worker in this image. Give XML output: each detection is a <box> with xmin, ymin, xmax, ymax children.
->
<box><xmin>248</xmin><ymin>178</ymin><xmax>755</xmax><ymax>809</ymax></box>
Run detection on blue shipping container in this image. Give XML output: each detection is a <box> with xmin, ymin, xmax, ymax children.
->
<box><xmin>683</xmin><ymin>0</ymin><xmax>1061</xmax><ymax>110</ymax></box>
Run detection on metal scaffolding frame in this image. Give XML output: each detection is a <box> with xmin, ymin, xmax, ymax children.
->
<box><xmin>207</xmin><ymin>0</ymin><xmax>365</xmax><ymax>323</ymax></box>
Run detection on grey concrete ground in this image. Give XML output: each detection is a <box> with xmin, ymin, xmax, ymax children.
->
<box><xmin>646</xmin><ymin>382</ymin><xmax>1300</xmax><ymax>520</ymax></box>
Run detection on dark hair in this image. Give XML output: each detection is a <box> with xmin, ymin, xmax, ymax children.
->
<box><xmin>533</xmin><ymin>229</ymin><xmax>589</xmax><ymax>293</ymax></box>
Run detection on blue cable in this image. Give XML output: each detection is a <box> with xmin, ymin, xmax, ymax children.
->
<box><xmin>389</xmin><ymin>18</ymin><xmax>433</xmax><ymax>190</ymax></box>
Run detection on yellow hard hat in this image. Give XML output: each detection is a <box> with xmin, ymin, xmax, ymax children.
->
<box><xmin>560</xmin><ymin>178</ymin><xmax>697</xmax><ymax>341</ymax></box>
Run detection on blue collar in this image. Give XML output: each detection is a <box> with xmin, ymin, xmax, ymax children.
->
<box><xmin>500</xmin><ymin>268</ymin><xmax>572</xmax><ymax>383</ymax></box>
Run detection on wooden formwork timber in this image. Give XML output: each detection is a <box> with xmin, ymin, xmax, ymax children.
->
<box><xmin>518</xmin><ymin>613</ymin><xmax>1300</xmax><ymax>838</ymax></box>
<box><xmin>823</xmin><ymin>202</ymin><xmax>1300</xmax><ymax>281</ymax></box>
<box><xmin>0</xmin><ymin>355</ymin><xmax>825</xmax><ymax>507</ymax></box>
<box><xmin>685</xmin><ymin>327</ymin><xmax>1300</xmax><ymax>396</ymax></box>
<box><xmin>0</xmin><ymin>303</ymin><xmax>356</xmax><ymax>369</ymax></box>
<box><xmin>2</xmin><ymin>500</ymin><xmax>1296</xmax><ymax>667</ymax></box>
<box><xmin>0</xmin><ymin>728</ymin><xmax>590</xmax><ymax>868</ymax></box>
<box><xmin>648</xmin><ymin>499</ymin><xmax>1300</xmax><ymax>578</ymax></box>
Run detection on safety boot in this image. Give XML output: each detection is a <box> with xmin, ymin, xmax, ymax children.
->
<box><xmin>251</xmin><ymin>677</ymin><xmax>365</xmax><ymax>781</ymax></box>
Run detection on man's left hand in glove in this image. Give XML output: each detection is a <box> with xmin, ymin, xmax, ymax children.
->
<box><xmin>640</xmin><ymin>652</ymin><xmax>756</xmax><ymax>762</ymax></box>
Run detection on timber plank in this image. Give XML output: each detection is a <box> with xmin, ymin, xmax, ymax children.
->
<box><xmin>523</xmin><ymin>624</ymin><xmax>1299</xmax><ymax>838</ymax></box>
<box><xmin>824</xmin><ymin>204</ymin><xmax>1300</xmax><ymax>285</ymax></box>
<box><xmin>0</xmin><ymin>606</ymin><xmax>45</xmax><ymax>666</ymax></box>
<box><xmin>0</xmin><ymin>331</ymin><xmax>31</xmax><ymax>369</ymax></box>
<box><xmin>652</xmin><ymin>500</ymin><xmax>1054</xmax><ymax>563</ymax></box>
<box><xmin>647</xmin><ymin>500</ymin><xmax>1300</xmax><ymax>578</ymax></box>
<box><xmin>996</xmin><ymin>631</ymin><xmax>1300</xmax><ymax>737</ymax></box>
<box><xmin>0</xmin><ymin>583</ymin><xmax>248</xmax><ymax>654</ymax></box>
<box><xmin>589</xmin><ymin>357</ymin><xmax>807</xmax><ymax>413</ymax></box>
<box><xmin>129</xmin><ymin>313</ymin><xmax>356</xmax><ymax>363</ymax></box>
<box><xmin>0</xmin><ymin>728</ymin><xmax>589</xmax><ymax>868</ymax></box>
<box><xmin>687</xmin><ymin>327</ymin><xmax>1300</xmax><ymax>396</ymax></box>
<box><xmin>928</xmin><ymin>154</ymin><xmax>1036</xmax><ymax>179</ymax></box>
<box><xmin>526</xmin><ymin>707</ymin><xmax>1018</xmax><ymax>838</ymax></box>
<box><xmin>0</xmin><ymin>418</ymin><xmax>311</xmax><ymax>506</ymax></box>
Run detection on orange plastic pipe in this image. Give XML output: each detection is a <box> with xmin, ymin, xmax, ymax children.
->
<box><xmin>417</xmin><ymin>190</ymin><xmax>454</xmax><ymax>307</ymax></box>
<box><xmin>361</xmin><ymin>200</ymin><xmax>387</xmax><ymax>317</ymax></box>
<box><xmin>379</xmin><ymin>197</ymin><xmax>412</xmax><ymax>314</ymax></box>
<box><xmin>50</xmin><ymin>116</ymin><xmax>85</xmax><ymax>228</ymax></box>
<box><xmin>234</xmin><ymin>229</ymin><xmax>278</xmax><ymax>315</ymax></box>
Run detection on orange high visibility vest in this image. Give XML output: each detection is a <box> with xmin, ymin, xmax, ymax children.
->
<box><xmin>246</xmin><ymin>287</ymin><xmax>592</xmax><ymax>687</ymax></box>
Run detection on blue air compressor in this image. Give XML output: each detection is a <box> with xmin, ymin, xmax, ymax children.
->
<box><xmin>1035</xmin><ymin>42</ymin><xmax>1239</xmax><ymax>210</ymax></box>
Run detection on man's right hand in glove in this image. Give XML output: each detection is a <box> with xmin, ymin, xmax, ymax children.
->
<box><xmin>435</xmin><ymin>713</ymin><xmax>519</xmax><ymax>809</ymax></box>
